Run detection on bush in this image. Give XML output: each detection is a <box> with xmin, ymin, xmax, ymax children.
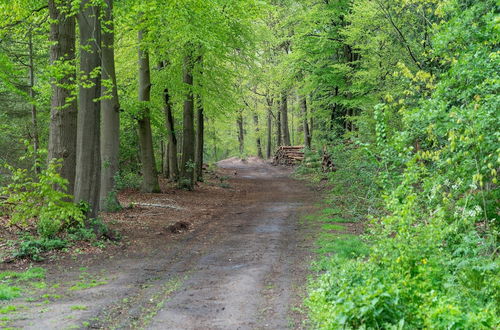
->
<box><xmin>12</xmin><ymin>237</ymin><xmax>68</xmax><ymax>261</ymax></box>
<box><xmin>0</xmin><ymin>144</ymin><xmax>85</xmax><ymax>238</ymax></box>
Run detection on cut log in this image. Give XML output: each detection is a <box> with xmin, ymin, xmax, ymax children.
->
<box><xmin>272</xmin><ymin>145</ymin><xmax>305</xmax><ymax>166</ymax></box>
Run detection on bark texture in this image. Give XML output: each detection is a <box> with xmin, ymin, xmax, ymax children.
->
<box><xmin>195</xmin><ymin>100</ymin><xmax>204</xmax><ymax>181</ymax></box>
<box><xmin>100</xmin><ymin>0</ymin><xmax>121</xmax><ymax>210</ymax></box>
<box><xmin>276</xmin><ymin>110</ymin><xmax>282</xmax><ymax>147</ymax></box>
<box><xmin>164</xmin><ymin>88</ymin><xmax>179</xmax><ymax>181</ymax></box>
<box><xmin>237</xmin><ymin>111</ymin><xmax>244</xmax><ymax>154</ymax></box>
<box><xmin>300</xmin><ymin>96</ymin><xmax>311</xmax><ymax>149</ymax></box>
<box><xmin>280</xmin><ymin>91</ymin><xmax>291</xmax><ymax>146</ymax></box>
<box><xmin>74</xmin><ymin>0</ymin><xmax>101</xmax><ymax>218</ymax></box>
<box><xmin>179</xmin><ymin>53</ymin><xmax>195</xmax><ymax>190</ymax></box>
<box><xmin>48</xmin><ymin>0</ymin><xmax>77</xmax><ymax>194</ymax></box>
<box><xmin>137</xmin><ymin>29</ymin><xmax>160</xmax><ymax>193</ymax></box>
<box><xmin>266</xmin><ymin>97</ymin><xmax>273</xmax><ymax>159</ymax></box>
<box><xmin>253</xmin><ymin>112</ymin><xmax>263</xmax><ymax>158</ymax></box>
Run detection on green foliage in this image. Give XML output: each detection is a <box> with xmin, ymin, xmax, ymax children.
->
<box><xmin>13</xmin><ymin>237</ymin><xmax>67</xmax><ymax>261</ymax></box>
<box><xmin>0</xmin><ymin>267</ymin><xmax>46</xmax><ymax>301</ymax></box>
<box><xmin>114</xmin><ymin>171</ymin><xmax>142</xmax><ymax>190</ymax></box>
<box><xmin>0</xmin><ymin>145</ymin><xmax>85</xmax><ymax>238</ymax></box>
<box><xmin>306</xmin><ymin>0</ymin><xmax>500</xmax><ymax>328</ymax></box>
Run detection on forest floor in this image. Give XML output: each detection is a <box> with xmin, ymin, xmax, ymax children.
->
<box><xmin>0</xmin><ymin>158</ymin><xmax>328</xmax><ymax>329</ymax></box>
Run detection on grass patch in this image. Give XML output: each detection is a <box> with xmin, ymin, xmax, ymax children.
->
<box><xmin>69</xmin><ymin>272</ymin><xmax>107</xmax><ymax>291</ymax></box>
<box><xmin>0</xmin><ymin>286</ymin><xmax>21</xmax><ymax>301</ymax></box>
<box><xmin>0</xmin><ymin>305</ymin><xmax>17</xmax><ymax>314</ymax></box>
<box><xmin>0</xmin><ymin>267</ymin><xmax>46</xmax><ymax>282</ymax></box>
<box><xmin>0</xmin><ymin>267</ymin><xmax>46</xmax><ymax>301</ymax></box>
<box><xmin>321</xmin><ymin>223</ymin><xmax>345</xmax><ymax>231</ymax></box>
<box><xmin>70</xmin><ymin>305</ymin><xmax>87</xmax><ymax>311</ymax></box>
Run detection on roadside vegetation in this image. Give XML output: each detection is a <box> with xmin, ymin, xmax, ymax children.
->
<box><xmin>295</xmin><ymin>0</ymin><xmax>499</xmax><ymax>328</ymax></box>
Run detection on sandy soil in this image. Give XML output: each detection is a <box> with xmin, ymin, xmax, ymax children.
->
<box><xmin>1</xmin><ymin>160</ymin><xmax>320</xmax><ymax>329</ymax></box>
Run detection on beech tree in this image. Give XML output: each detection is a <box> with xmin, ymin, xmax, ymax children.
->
<box><xmin>137</xmin><ymin>28</ymin><xmax>160</xmax><ymax>193</ymax></box>
<box><xmin>47</xmin><ymin>0</ymin><xmax>77</xmax><ymax>194</ymax></box>
<box><xmin>73</xmin><ymin>0</ymin><xmax>102</xmax><ymax>217</ymax></box>
<box><xmin>100</xmin><ymin>0</ymin><xmax>121</xmax><ymax>210</ymax></box>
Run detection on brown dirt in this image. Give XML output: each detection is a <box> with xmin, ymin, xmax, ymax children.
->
<box><xmin>0</xmin><ymin>160</ymin><xmax>321</xmax><ymax>329</ymax></box>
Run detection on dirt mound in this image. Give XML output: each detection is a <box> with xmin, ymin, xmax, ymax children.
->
<box><xmin>165</xmin><ymin>221</ymin><xmax>191</xmax><ymax>234</ymax></box>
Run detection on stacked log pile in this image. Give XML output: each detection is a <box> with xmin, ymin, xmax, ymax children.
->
<box><xmin>272</xmin><ymin>146</ymin><xmax>304</xmax><ymax>166</ymax></box>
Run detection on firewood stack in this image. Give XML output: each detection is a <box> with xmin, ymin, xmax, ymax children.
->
<box><xmin>273</xmin><ymin>146</ymin><xmax>305</xmax><ymax>166</ymax></box>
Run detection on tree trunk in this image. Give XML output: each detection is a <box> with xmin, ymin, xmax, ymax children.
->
<box><xmin>48</xmin><ymin>0</ymin><xmax>77</xmax><ymax>194</ymax></box>
<box><xmin>99</xmin><ymin>0</ymin><xmax>121</xmax><ymax>211</ymax></box>
<box><xmin>179</xmin><ymin>52</ymin><xmax>195</xmax><ymax>190</ymax></box>
<box><xmin>301</xmin><ymin>96</ymin><xmax>311</xmax><ymax>149</ymax></box>
<box><xmin>280</xmin><ymin>91</ymin><xmax>291</xmax><ymax>146</ymax></box>
<box><xmin>253</xmin><ymin>112</ymin><xmax>263</xmax><ymax>158</ymax></box>
<box><xmin>137</xmin><ymin>29</ymin><xmax>160</xmax><ymax>193</ymax></box>
<box><xmin>27</xmin><ymin>30</ymin><xmax>39</xmax><ymax>172</ymax></box>
<box><xmin>237</xmin><ymin>111</ymin><xmax>244</xmax><ymax>154</ymax></box>
<box><xmin>74</xmin><ymin>0</ymin><xmax>102</xmax><ymax>218</ymax></box>
<box><xmin>163</xmin><ymin>88</ymin><xmax>179</xmax><ymax>181</ymax></box>
<box><xmin>266</xmin><ymin>97</ymin><xmax>273</xmax><ymax>159</ymax></box>
<box><xmin>195</xmin><ymin>99</ymin><xmax>204</xmax><ymax>181</ymax></box>
<box><xmin>276</xmin><ymin>110</ymin><xmax>282</xmax><ymax>147</ymax></box>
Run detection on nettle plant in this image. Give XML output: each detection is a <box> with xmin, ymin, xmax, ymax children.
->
<box><xmin>0</xmin><ymin>144</ymin><xmax>85</xmax><ymax>238</ymax></box>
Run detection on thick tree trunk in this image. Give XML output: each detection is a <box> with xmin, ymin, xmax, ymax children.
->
<box><xmin>266</xmin><ymin>97</ymin><xmax>273</xmax><ymax>159</ymax></box>
<box><xmin>74</xmin><ymin>0</ymin><xmax>101</xmax><ymax>218</ymax></box>
<box><xmin>253</xmin><ymin>112</ymin><xmax>263</xmax><ymax>158</ymax></box>
<box><xmin>301</xmin><ymin>96</ymin><xmax>311</xmax><ymax>149</ymax></box>
<box><xmin>237</xmin><ymin>111</ymin><xmax>244</xmax><ymax>154</ymax></box>
<box><xmin>48</xmin><ymin>0</ymin><xmax>77</xmax><ymax>194</ymax></box>
<box><xmin>179</xmin><ymin>53</ymin><xmax>195</xmax><ymax>190</ymax></box>
<box><xmin>163</xmin><ymin>88</ymin><xmax>179</xmax><ymax>181</ymax></box>
<box><xmin>195</xmin><ymin>100</ymin><xmax>204</xmax><ymax>181</ymax></box>
<box><xmin>137</xmin><ymin>29</ymin><xmax>160</xmax><ymax>193</ymax></box>
<box><xmin>280</xmin><ymin>91</ymin><xmax>291</xmax><ymax>146</ymax></box>
<box><xmin>99</xmin><ymin>0</ymin><xmax>121</xmax><ymax>211</ymax></box>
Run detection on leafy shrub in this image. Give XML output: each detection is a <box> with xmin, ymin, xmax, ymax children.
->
<box><xmin>12</xmin><ymin>237</ymin><xmax>67</xmax><ymax>261</ymax></box>
<box><xmin>0</xmin><ymin>144</ymin><xmax>85</xmax><ymax>238</ymax></box>
<box><xmin>114</xmin><ymin>171</ymin><xmax>142</xmax><ymax>190</ymax></box>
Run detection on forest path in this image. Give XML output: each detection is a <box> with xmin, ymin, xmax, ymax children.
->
<box><xmin>10</xmin><ymin>160</ymin><xmax>319</xmax><ymax>329</ymax></box>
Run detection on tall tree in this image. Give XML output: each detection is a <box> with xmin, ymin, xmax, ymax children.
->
<box><xmin>280</xmin><ymin>91</ymin><xmax>291</xmax><ymax>146</ymax></box>
<box><xmin>253</xmin><ymin>111</ymin><xmax>263</xmax><ymax>158</ymax></box>
<box><xmin>163</xmin><ymin>87</ymin><xmax>179</xmax><ymax>181</ymax></box>
<box><xmin>47</xmin><ymin>0</ymin><xmax>77</xmax><ymax>194</ymax></box>
<box><xmin>300</xmin><ymin>96</ymin><xmax>311</xmax><ymax>148</ymax></box>
<box><xmin>237</xmin><ymin>109</ymin><xmax>244</xmax><ymax>154</ymax></box>
<box><xmin>74</xmin><ymin>0</ymin><xmax>102</xmax><ymax>218</ymax></box>
<box><xmin>266</xmin><ymin>95</ymin><xmax>273</xmax><ymax>158</ymax></box>
<box><xmin>27</xmin><ymin>29</ymin><xmax>39</xmax><ymax>172</ymax></box>
<box><xmin>195</xmin><ymin>96</ymin><xmax>204</xmax><ymax>181</ymax></box>
<box><xmin>137</xmin><ymin>28</ymin><xmax>160</xmax><ymax>193</ymax></box>
<box><xmin>100</xmin><ymin>0</ymin><xmax>121</xmax><ymax>210</ymax></box>
<box><xmin>276</xmin><ymin>109</ymin><xmax>282</xmax><ymax>147</ymax></box>
<box><xmin>179</xmin><ymin>51</ymin><xmax>195</xmax><ymax>190</ymax></box>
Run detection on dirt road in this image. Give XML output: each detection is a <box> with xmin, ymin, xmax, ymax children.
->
<box><xmin>7</xmin><ymin>160</ymin><xmax>319</xmax><ymax>329</ymax></box>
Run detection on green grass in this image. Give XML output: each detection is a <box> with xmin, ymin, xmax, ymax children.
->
<box><xmin>69</xmin><ymin>272</ymin><xmax>108</xmax><ymax>291</ymax></box>
<box><xmin>0</xmin><ymin>305</ymin><xmax>18</xmax><ymax>314</ymax></box>
<box><xmin>0</xmin><ymin>267</ymin><xmax>46</xmax><ymax>301</ymax></box>
<box><xmin>0</xmin><ymin>267</ymin><xmax>46</xmax><ymax>282</ymax></box>
<box><xmin>70</xmin><ymin>305</ymin><xmax>87</xmax><ymax>311</ymax></box>
<box><xmin>0</xmin><ymin>285</ymin><xmax>21</xmax><ymax>301</ymax></box>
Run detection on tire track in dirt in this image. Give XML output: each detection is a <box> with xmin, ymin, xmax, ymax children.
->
<box><xmin>7</xmin><ymin>160</ymin><xmax>319</xmax><ymax>329</ymax></box>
